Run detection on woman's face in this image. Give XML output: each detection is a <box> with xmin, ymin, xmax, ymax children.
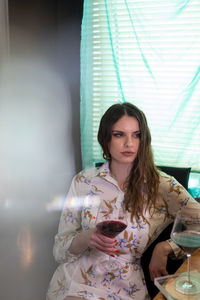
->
<box><xmin>108</xmin><ymin>115</ymin><xmax>140</xmax><ymax>166</ymax></box>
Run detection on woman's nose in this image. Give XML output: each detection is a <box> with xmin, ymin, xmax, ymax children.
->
<box><xmin>124</xmin><ymin>135</ymin><xmax>133</xmax><ymax>146</ymax></box>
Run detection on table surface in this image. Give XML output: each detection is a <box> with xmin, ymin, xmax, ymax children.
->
<box><xmin>153</xmin><ymin>249</ymin><xmax>200</xmax><ymax>300</ymax></box>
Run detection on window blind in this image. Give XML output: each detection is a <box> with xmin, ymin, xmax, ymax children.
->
<box><xmin>80</xmin><ymin>0</ymin><xmax>200</xmax><ymax>171</ymax></box>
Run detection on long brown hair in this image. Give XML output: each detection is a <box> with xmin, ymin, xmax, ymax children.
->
<box><xmin>98</xmin><ymin>102</ymin><xmax>159</xmax><ymax>221</ymax></box>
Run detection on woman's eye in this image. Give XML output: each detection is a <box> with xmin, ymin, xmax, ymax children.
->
<box><xmin>133</xmin><ymin>132</ymin><xmax>141</xmax><ymax>138</ymax></box>
<box><xmin>113</xmin><ymin>132</ymin><xmax>123</xmax><ymax>137</ymax></box>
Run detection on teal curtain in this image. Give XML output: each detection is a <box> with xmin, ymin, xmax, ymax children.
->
<box><xmin>80</xmin><ymin>0</ymin><xmax>200</xmax><ymax>171</ymax></box>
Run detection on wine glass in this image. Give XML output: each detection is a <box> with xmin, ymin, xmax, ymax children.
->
<box><xmin>95</xmin><ymin>203</ymin><xmax>127</xmax><ymax>271</ymax></box>
<box><xmin>170</xmin><ymin>206</ymin><xmax>200</xmax><ymax>295</ymax></box>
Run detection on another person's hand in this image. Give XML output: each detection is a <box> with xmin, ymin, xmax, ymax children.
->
<box><xmin>149</xmin><ymin>241</ymin><xmax>172</xmax><ymax>281</ymax></box>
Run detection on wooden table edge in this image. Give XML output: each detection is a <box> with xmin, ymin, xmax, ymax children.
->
<box><xmin>153</xmin><ymin>249</ymin><xmax>200</xmax><ymax>300</ymax></box>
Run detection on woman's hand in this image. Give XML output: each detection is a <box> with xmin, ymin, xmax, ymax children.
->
<box><xmin>149</xmin><ymin>241</ymin><xmax>172</xmax><ymax>281</ymax></box>
<box><xmin>69</xmin><ymin>228</ymin><xmax>117</xmax><ymax>256</ymax></box>
<box><xmin>90</xmin><ymin>228</ymin><xmax>117</xmax><ymax>256</ymax></box>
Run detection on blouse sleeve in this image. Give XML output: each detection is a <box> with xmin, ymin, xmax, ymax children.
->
<box><xmin>53</xmin><ymin>174</ymin><xmax>84</xmax><ymax>264</ymax></box>
<box><xmin>161</xmin><ymin>174</ymin><xmax>200</xmax><ymax>258</ymax></box>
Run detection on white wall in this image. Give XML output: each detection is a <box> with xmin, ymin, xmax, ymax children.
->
<box><xmin>0</xmin><ymin>57</ymin><xmax>80</xmax><ymax>300</ymax></box>
<box><xmin>0</xmin><ymin>1</ymin><xmax>82</xmax><ymax>299</ymax></box>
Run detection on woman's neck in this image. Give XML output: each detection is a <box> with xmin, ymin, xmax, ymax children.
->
<box><xmin>109</xmin><ymin>161</ymin><xmax>132</xmax><ymax>190</ymax></box>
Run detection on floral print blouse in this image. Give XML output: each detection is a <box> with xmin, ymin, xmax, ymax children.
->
<box><xmin>46</xmin><ymin>162</ymin><xmax>199</xmax><ymax>300</ymax></box>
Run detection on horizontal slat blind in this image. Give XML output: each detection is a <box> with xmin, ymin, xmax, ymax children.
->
<box><xmin>81</xmin><ymin>0</ymin><xmax>200</xmax><ymax>171</ymax></box>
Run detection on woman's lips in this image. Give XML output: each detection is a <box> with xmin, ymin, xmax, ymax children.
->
<box><xmin>121</xmin><ymin>152</ymin><xmax>134</xmax><ymax>156</ymax></box>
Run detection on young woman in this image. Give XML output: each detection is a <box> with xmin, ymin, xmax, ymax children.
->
<box><xmin>47</xmin><ymin>102</ymin><xmax>199</xmax><ymax>300</ymax></box>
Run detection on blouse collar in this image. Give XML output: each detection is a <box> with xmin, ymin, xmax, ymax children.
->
<box><xmin>97</xmin><ymin>161</ymin><xmax>122</xmax><ymax>190</ymax></box>
<box><xmin>97</xmin><ymin>161</ymin><xmax>110</xmax><ymax>177</ymax></box>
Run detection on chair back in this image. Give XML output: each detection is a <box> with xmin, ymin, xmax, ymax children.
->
<box><xmin>141</xmin><ymin>166</ymin><xmax>191</xmax><ymax>298</ymax></box>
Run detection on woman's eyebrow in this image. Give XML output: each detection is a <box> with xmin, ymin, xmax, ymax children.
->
<box><xmin>112</xmin><ymin>130</ymin><xmax>140</xmax><ymax>133</ymax></box>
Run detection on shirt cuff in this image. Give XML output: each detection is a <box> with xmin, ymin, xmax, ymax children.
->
<box><xmin>64</xmin><ymin>233</ymin><xmax>83</xmax><ymax>263</ymax></box>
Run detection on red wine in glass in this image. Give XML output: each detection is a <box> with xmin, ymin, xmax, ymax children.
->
<box><xmin>96</xmin><ymin>217</ymin><xmax>127</xmax><ymax>272</ymax></box>
<box><xmin>96</xmin><ymin>220</ymin><xmax>127</xmax><ymax>238</ymax></box>
<box><xmin>95</xmin><ymin>203</ymin><xmax>128</xmax><ymax>272</ymax></box>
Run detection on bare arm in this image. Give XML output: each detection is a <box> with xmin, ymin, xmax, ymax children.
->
<box><xmin>149</xmin><ymin>241</ymin><xmax>173</xmax><ymax>281</ymax></box>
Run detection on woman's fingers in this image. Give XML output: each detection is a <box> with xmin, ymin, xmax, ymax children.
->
<box><xmin>150</xmin><ymin>268</ymin><xmax>168</xmax><ymax>281</ymax></box>
<box><xmin>90</xmin><ymin>231</ymin><xmax>117</xmax><ymax>254</ymax></box>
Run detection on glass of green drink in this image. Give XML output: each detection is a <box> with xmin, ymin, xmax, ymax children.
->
<box><xmin>171</xmin><ymin>206</ymin><xmax>200</xmax><ymax>295</ymax></box>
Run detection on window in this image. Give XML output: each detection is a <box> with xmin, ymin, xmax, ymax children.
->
<box><xmin>80</xmin><ymin>0</ymin><xmax>200</xmax><ymax>177</ymax></box>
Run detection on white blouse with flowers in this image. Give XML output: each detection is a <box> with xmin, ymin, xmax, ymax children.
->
<box><xmin>46</xmin><ymin>162</ymin><xmax>199</xmax><ymax>300</ymax></box>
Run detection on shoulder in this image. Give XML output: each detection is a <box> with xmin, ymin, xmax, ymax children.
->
<box><xmin>72</xmin><ymin>167</ymin><xmax>99</xmax><ymax>185</ymax></box>
<box><xmin>158</xmin><ymin>170</ymin><xmax>173</xmax><ymax>184</ymax></box>
<box><xmin>66</xmin><ymin>167</ymin><xmax>99</xmax><ymax>197</ymax></box>
<box><xmin>158</xmin><ymin>170</ymin><xmax>177</xmax><ymax>190</ymax></box>
<box><xmin>158</xmin><ymin>170</ymin><xmax>185</xmax><ymax>194</ymax></box>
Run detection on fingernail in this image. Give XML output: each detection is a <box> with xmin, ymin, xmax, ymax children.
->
<box><xmin>114</xmin><ymin>240</ymin><xmax>117</xmax><ymax>242</ymax></box>
<box><xmin>115</xmin><ymin>242</ymin><xmax>118</xmax><ymax>246</ymax></box>
<box><xmin>110</xmin><ymin>254</ymin><xmax>115</xmax><ymax>257</ymax></box>
<box><xmin>115</xmin><ymin>249</ymin><xmax>120</xmax><ymax>253</ymax></box>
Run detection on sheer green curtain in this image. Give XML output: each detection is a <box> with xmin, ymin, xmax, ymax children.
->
<box><xmin>80</xmin><ymin>0</ymin><xmax>200</xmax><ymax>172</ymax></box>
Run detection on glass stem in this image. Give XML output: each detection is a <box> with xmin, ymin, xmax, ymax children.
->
<box><xmin>187</xmin><ymin>253</ymin><xmax>191</xmax><ymax>283</ymax></box>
